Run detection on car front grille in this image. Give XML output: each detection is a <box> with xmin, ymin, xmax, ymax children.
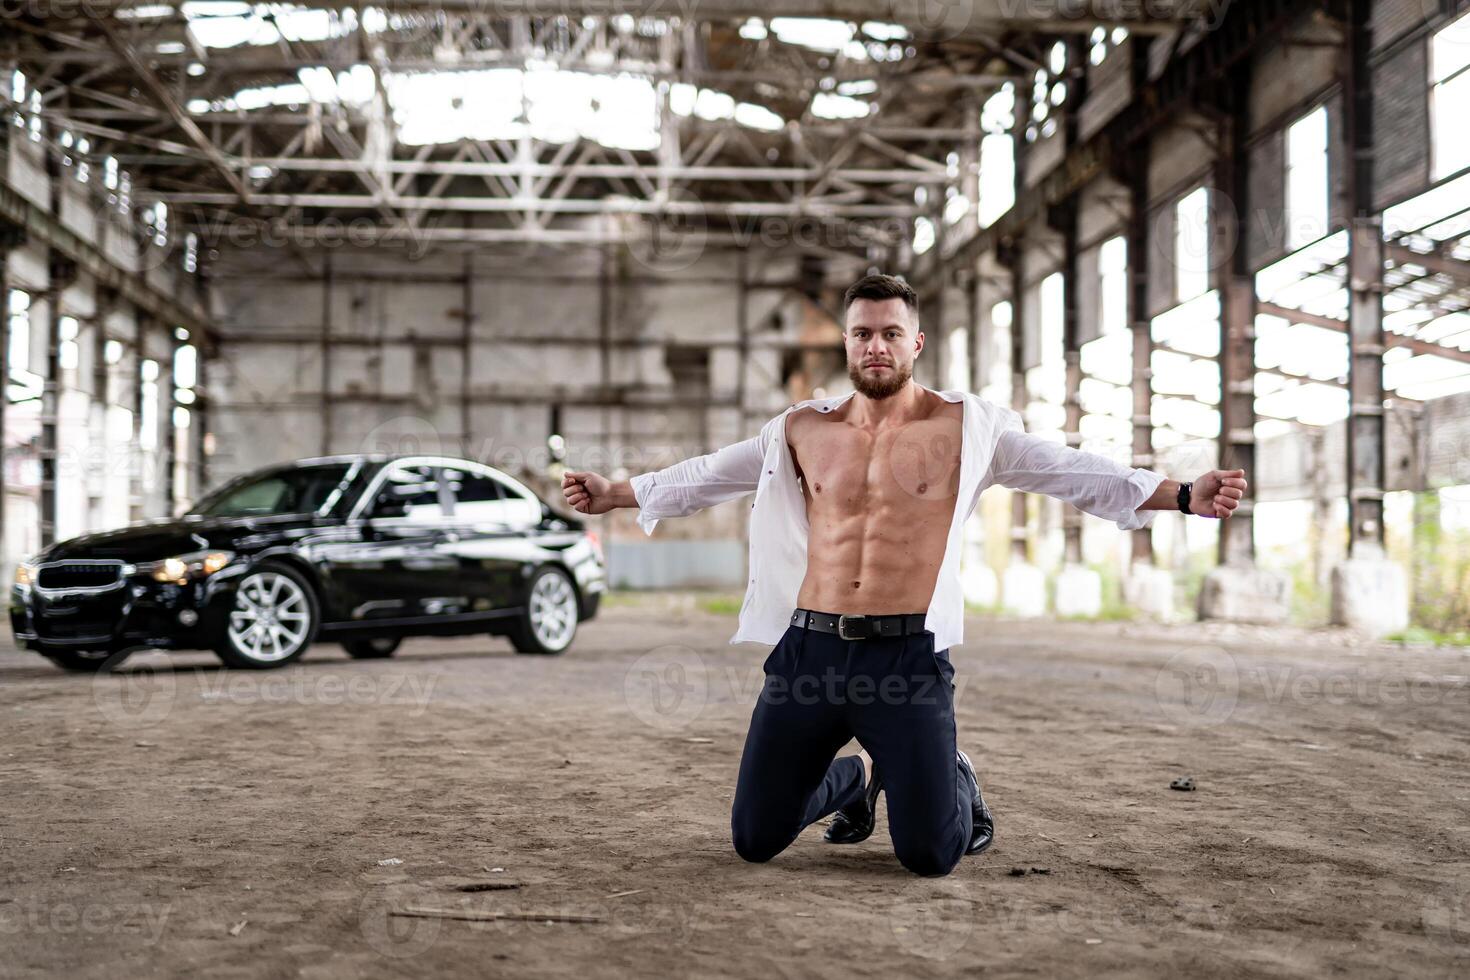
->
<box><xmin>35</xmin><ymin>561</ymin><xmax>125</xmax><ymax>591</ymax></box>
<box><xmin>39</xmin><ymin>618</ymin><xmax>116</xmax><ymax>640</ymax></box>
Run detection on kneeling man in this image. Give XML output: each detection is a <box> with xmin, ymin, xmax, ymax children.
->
<box><xmin>563</xmin><ymin>274</ymin><xmax>1247</xmax><ymax>876</ymax></box>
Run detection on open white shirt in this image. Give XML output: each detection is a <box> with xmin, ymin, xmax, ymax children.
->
<box><xmin>630</xmin><ymin>387</ymin><xmax>1166</xmax><ymax>650</ymax></box>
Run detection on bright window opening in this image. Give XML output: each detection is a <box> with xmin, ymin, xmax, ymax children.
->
<box><xmin>1285</xmin><ymin>105</ymin><xmax>1329</xmax><ymax>250</ymax></box>
<box><xmin>1175</xmin><ymin>186</ymin><xmax>1211</xmax><ymax>302</ymax></box>
<box><xmin>1432</xmin><ymin>10</ymin><xmax>1470</xmax><ymax>180</ymax></box>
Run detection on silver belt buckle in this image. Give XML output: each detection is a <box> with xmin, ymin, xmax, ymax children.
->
<box><xmin>837</xmin><ymin>614</ymin><xmax>866</xmax><ymax>640</ymax></box>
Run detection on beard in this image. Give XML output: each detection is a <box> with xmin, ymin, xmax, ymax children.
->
<box><xmin>848</xmin><ymin>359</ymin><xmax>913</xmax><ymax>400</ymax></box>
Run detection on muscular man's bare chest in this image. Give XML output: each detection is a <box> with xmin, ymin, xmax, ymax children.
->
<box><xmin>789</xmin><ymin>408</ymin><xmax>963</xmax><ymax>517</ymax></box>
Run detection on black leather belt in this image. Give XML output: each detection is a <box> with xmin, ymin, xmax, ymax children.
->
<box><xmin>790</xmin><ymin>608</ymin><xmax>928</xmax><ymax>641</ymax></box>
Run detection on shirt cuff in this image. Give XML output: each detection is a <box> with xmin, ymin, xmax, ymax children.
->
<box><xmin>1113</xmin><ymin>469</ymin><xmax>1167</xmax><ymax>531</ymax></box>
<box><xmin>629</xmin><ymin>472</ymin><xmax>660</xmax><ymax>537</ymax></box>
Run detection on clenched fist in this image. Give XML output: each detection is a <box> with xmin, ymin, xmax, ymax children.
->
<box><xmin>1191</xmin><ymin>469</ymin><xmax>1248</xmax><ymax>519</ymax></box>
<box><xmin>562</xmin><ymin>470</ymin><xmax>616</xmax><ymax>515</ymax></box>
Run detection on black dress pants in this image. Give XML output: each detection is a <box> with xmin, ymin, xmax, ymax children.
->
<box><xmin>729</xmin><ymin>621</ymin><xmax>971</xmax><ymax>877</ymax></box>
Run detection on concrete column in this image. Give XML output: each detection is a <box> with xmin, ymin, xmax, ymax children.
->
<box><xmin>195</xmin><ymin>347</ymin><xmax>210</xmax><ymax>494</ymax></box>
<box><xmin>88</xmin><ymin>289</ymin><xmax>117</xmax><ymax>531</ymax></box>
<box><xmin>1197</xmin><ymin>72</ymin><xmax>1290</xmax><ymax>624</ymax></box>
<box><xmin>736</xmin><ymin>248</ymin><xmax>750</xmax><ymax>427</ymax></box>
<box><xmin>1331</xmin><ymin>0</ymin><xmax>1408</xmax><ymax>635</ymax></box>
<box><xmin>40</xmin><ymin>257</ymin><xmax>76</xmax><ymax>548</ymax></box>
<box><xmin>164</xmin><ymin>339</ymin><xmax>179</xmax><ymax>515</ymax></box>
<box><xmin>319</xmin><ymin>252</ymin><xmax>333</xmax><ymax>455</ymax></box>
<box><xmin>1120</xmin><ymin>137</ymin><xmax>1173</xmax><ymax>620</ymax></box>
<box><xmin>460</xmin><ymin>252</ymin><xmax>474</xmax><ymax>451</ymax></box>
<box><xmin>129</xmin><ymin>313</ymin><xmax>146</xmax><ymax>523</ymax></box>
<box><xmin>930</xmin><ymin>212</ymin><xmax>948</xmax><ymax>391</ymax></box>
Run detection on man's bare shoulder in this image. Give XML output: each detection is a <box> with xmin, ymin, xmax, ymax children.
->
<box><xmin>785</xmin><ymin>401</ymin><xmax>848</xmax><ymax>442</ymax></box>
<box><xmin>926</xmin><ymin>394</ymin><xmax>963</xmax><ymax>423</ymax></box>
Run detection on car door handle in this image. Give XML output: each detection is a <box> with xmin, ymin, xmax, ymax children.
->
<box><xmin>440</xmin><ymin>531</ymin><xmax>461</xmax><ymax>543</ymax></box>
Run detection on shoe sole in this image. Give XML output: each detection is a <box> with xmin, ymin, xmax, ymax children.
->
<box><xmin>957</xmin><ymin>749</ymin><xmax>993</xmax><ymax>856</ymax></box>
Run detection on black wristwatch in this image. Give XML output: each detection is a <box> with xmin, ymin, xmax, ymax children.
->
<box><xmin>1177</xmin><ymin>481</ymin><xmax>1194</xmax><ymax>515</ymax></box>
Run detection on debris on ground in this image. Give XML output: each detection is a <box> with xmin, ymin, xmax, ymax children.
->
<box><xmin>1169</xmin><ymin>776</ymin><xmax>1196</xmax><ymax>791</ymax></box>
<box><xmin>457</xmin><ymin>882</ymin><xmax>521</xmax><ymax>892</ymax></box>
<box><xmin>606</xmin><ymin>889</ymin><xmax>644</xmax><ymax>899</ymax></box>
<box><xmin>376</xmin><ymin>858</ymin><xmax>403</xmax><ymax>866</ymax></box>
<box><xmin>228</xmin><ymin>920</ymin><xmax>247</xmax><ymax>937</ymax></box>
<box><xmin>392</xmin><ymin>906</ymin><xmax>603</xmax><ymax>924</ymax></box>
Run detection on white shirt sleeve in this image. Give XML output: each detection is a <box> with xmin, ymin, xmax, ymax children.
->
<box><xmin>985</xmin><ymin>409</ymin><xmax>1165</xmax><ymax>531</ymax></box>
<box><xmin>628</xmin><ymin>412</ymin><xmax>784</xmax><ymax>536</ymax></box>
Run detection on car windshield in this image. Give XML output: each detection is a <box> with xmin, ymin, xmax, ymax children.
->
<box><xmin>189</xmin><ymin>464</ymin><xmax>357</xmax><ymax>517</ymax></box>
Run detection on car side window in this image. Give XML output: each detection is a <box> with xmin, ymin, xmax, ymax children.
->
<box><xmin>376</xmin><ymin>464</ymin><xmax>444</xmax><ymax>522</ymax></box>
<box><xmin>442</xmin><ymin>467</ymin><xmax>539</xmax><ymax>527</ymax></box>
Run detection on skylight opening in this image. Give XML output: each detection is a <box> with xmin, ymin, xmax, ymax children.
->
<box><xmin>768</xmin><ymin>18</ymin><xmax>854</xmax><ymax>53</ymax></box>
<box><xmin>183</xmin><ymin>3</ymin><xmax>355</xmax><ymax>49</ymax></box>
<box><xmin>811</xmin><ymin>92</ymin><xmax>871</xmax><ymax>120</ymax></box>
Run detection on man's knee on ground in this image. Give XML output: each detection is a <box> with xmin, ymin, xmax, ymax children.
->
<box><xmin>730</xmin><ymin>819</ymin><xmax>794</xmax><ymax>864</ymax></box>
<box><xmin>895</xmin><ymin>840</ymin><xmax>963</xmax><ymax>878</ymax></box>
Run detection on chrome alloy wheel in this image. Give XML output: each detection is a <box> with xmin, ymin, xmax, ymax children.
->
<box><xmin>528</xmin><ymin>570</ymin><xmax>578</xmax><ymax>651</ymax></box>
<box><xmin>227</xmin><ymin>571</ymin><xmax>312</xmax><ymax>662</ymax></box>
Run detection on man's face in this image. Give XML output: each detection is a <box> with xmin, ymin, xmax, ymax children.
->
<box><xmin>844</xmin><ymin>297</ymin><xmax>923</xmax><ymax>400</ymax></box>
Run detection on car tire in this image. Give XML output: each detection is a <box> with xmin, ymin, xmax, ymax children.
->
<box><xmin>509</xmin><ymin>566</ymin><xmax>579</xmax><ymax>655</ymax></box>
<box><xmin>213</xmin><ymin>561</ymin><xmax>320</xmax><ymax>669</ymax></box>
<box><xmin>43</xmin><ymin>649</ymin><xmax>130</xmax><ymax>672</ymax></box>
<box><xmin>341</xmin><ymin>636</ymin><xmax>401</xmax><ymax>659</ymax></box>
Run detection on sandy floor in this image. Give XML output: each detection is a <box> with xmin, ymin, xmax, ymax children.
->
<box><xmin>3</xmin><ymin>594</ymin><xmax>1469</xmax><ymax>978</ymax></box>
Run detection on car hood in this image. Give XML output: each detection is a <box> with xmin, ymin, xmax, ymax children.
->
<box><xmin>34</xmin><ymin>514</ymin><xmax>322</xmax><ymax>563</ymax></box>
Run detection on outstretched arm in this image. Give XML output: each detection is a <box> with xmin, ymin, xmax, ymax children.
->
<box><xmin>985</xmin><ymin>425</ymin><xmax>1246</xmax><ymax>530</ymax></box>
<box><xmin>562</xmin><ymin>415</ymin><xmax>781</xmax><ymax>533</ymax></box>
<box><xmin>1135</xmin><ymin>468</ymin><xmax>1248</xmax><ymax>519</ymax></box>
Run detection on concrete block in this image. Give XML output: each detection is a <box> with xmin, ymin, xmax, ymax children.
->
<box><xmin>1330</xmin><ymin>556</ymin><xmax>1409</xmax><ymax>636</ymax></box>
<box><xmin>1001</xmin><ymin>562</ymin><xmax>1047</xmax><ymax>618</ymax></box>
<box><xmin>1125</xmin><ymin>565</ymin><xmax>1175</xmax><ymax>620</ymax></box>
<box><xmin>1054</xmin><ymin>564</ymin><xmax>1102</xmax><ymax>617</ymax></box>
<box><xmin>1196</xmin><ymin>564</ymin><xmax>1290</xmax><ymax>624</ymax></box>
<box><xmin>961</xmin><ymin>562</ymin><xmax>998</xmax><ymax>609</ymax></box>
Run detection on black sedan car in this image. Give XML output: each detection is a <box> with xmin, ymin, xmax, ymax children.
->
<box><xmin>10</xmin><ymin>455</ymin><xmax>606</xmax><ymax>670</ymax></box>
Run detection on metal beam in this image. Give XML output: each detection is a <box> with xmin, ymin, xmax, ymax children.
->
<box><xmin>133</xmin><ymin>157</ymin><xmax>961</xmax><ymax>185</ymax></box>
<box><xmin>147</xmin><ymin>192</ymin><xmax>921</xmax><ymax>218</ymax></box>
<box><xmin>1257</xmin><ymin>301</ymin><xmax>1470</xmax><ymax>365</ymax></box>
<box><xmin>1386</xmin><ymin>243</ymin><xmax>1470</xmax><ymax>288</ymax></box>
<box><xmin>91</xmin><ymin>14</ymin><xmax>254</xmax><ymax>207</ymax></box>
<box><xmin>62</xmin><ymin>0</ymin><xmax>1196</xmax><ymax>38</ymax></box>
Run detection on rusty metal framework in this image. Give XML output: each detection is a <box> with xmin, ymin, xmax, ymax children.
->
<box><xmin>1</xmin><ymin>1</ymin><xmax>1207</xmax><ymax>258</ymax></box>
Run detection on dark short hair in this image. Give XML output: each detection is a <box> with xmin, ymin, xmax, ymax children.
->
<box><xmin>843</xmin><ymin>274</ymin><xmax>918</xmax><ymax>312</ymax></box>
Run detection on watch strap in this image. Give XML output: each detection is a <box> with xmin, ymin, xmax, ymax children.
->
<box><xmin>1177</xmin><ymin>481</ymin><xmax>1193</xmax><ymax>515</ymax></box>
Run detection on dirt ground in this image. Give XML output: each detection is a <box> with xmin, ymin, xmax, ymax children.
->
<box><xmin>3</xmin><ymin>593</ymin><xmax>1469</xmax><ymax>978</ymax></box>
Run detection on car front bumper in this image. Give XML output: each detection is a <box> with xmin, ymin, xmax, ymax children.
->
<box><xmin>10</xmin><ymin>567</ymin><xmax>244</xmax><ymax>655</ymax></box>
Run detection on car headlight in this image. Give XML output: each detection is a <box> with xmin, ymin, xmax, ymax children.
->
<box><xmin>13</xmin><ymin>562</ymin><xmax>35</xmax><ymax>587</ymax></box>
<box><xmin>141</xmin><ymin>550</ymin><xmax>236</xmax><ymax>583</ymax></box>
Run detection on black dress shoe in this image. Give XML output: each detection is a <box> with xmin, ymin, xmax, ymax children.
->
<box><xmin>824</xmin><ymin>761</ymin><xmax>882</xmax><ymax>844</ymax></box>
<box><xmin>957</xmin><ymin>750</ymin><xmax>995</xmax><ymax>856</ymax></box>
